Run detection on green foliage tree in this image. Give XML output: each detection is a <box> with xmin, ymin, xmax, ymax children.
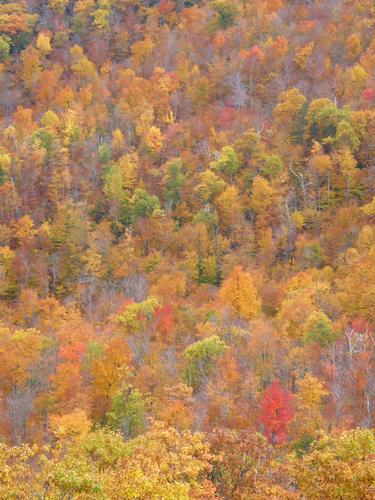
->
<box><xmin>107</xmin><ymin>385</ymin><xmax>146</xmax><ymax>439</ymax></box>
<box><xmin>164</xmin><ymin>159</ymin><xmax>186</xmax><ymax>210</ymax></box>
<box><xmin>211</xmin><ymin>146</ymin><xmax>239</xmax><ymax>180</ymax></box>
<box><xmin>289</xmin><ymin>429</ymin><xmax>375</xmax><ymax>499</ymax></box>
<box><xmin>184</xmin><ymin>335</ymin><xmax>226</xmax><ymax>390</ymax></box>
<box><xmin>303</xmin><ymin>311</ymin><xmax>337</xmax><ymax>347</ymax></box>
<box><xmin>211</xmin><ymin>0</ymin><xmax>239</xmax><ymax>29</ymax></box>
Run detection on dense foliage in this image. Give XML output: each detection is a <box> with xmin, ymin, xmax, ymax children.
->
<box><xmin>0</xmin><ymin>0</ymin><xmax>374</xmax><ymax>497</ymax></box>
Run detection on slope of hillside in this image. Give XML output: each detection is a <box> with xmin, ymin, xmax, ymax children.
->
<box><xmin>0</xmin><ymin>1</ymin><xmax>374</xmax><ymax>498</ymax></box>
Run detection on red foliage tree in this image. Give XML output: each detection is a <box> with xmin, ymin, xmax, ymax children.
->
<box><xmin>259</xmin><ymin>380</ymin><xmax>295</xmax><ymax>445</ymax></box>
<box><xmin>363</xmin><ymin>88</ymin><xmax>374</xmax><ymax>101</ymax></box>
<box><xmin>152</xmin><ymin>304</ymin><xmax>174</xmax><ymax>343</ymax></box>
<box><xmin>59</xmin><ymin>342</ymin><xmax>86</xmax><ymax>362</ymax></box>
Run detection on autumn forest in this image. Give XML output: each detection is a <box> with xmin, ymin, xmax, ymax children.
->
<box><xmin>0</xmin><ymin>0</ymin><xmax>374</xmax><ymax>498</ymax></box>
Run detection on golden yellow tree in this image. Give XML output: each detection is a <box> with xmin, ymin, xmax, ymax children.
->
<box><xmin>219</xmin><ymin>265</ymin><xmax>261</xmax><ymax>320</ymax></box>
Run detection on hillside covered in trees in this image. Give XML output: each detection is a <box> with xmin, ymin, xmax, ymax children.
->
<box><xmin>0</xmin><ymin>0</ymin><xmax>374</xmax><ymax>498</ymax></box>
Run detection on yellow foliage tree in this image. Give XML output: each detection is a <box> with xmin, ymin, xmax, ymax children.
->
<box><xmin>219</xmin><ymin>265</ymin><xmax>261</xmax><ymax>320</ymax></box>
<box><xmin>48</xmin><ymin>0</ymin><xmax>69</xmax><ymax>14</ymax></box>
<box><xmin>215</xmin><ymin>185</ymin><xmax>242</xmax><ymax>232</ymax></box>
<box><xmin>111</xmin><ymin>128</ymin><xmax>125</xmax><ymax>156</ymax></box>
<box><xmin>36</xmin><ymin>32</ymin><xmax>52</xmax><ymax>55</ymax></box>
<box><xmin>294</xmin><ymin>42</ymin><xmax>314</xmax><ymax>70</ymax></box>
<box><xmin>50</xmin><ymin>408</ymin><xmax>92</xmax><ymax>441</ymax></box>
<box><xmin>119</xmin><ymin>152</ymin><xmax>139</xmax><ymax>190</ymax></box>
<box><xmin>346</xmin><ymin>33</ymin><xmax>361</xmax><ymax>60</ymax></box>
<box><xmin>294</xmin><ymin>374</ymin><xmax>328</xmax><ymax>437</ymax></box>
<box><xmin>146</xmin><ymin>126</ymin><xmax>163</xmax><ymax>154</ymax></box>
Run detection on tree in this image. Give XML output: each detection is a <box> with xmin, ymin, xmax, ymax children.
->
<box><xmin>294</xmin><ymin>374</ymin><xmax>328</xmax><ymax>440</ymax></box>
<box><xmin>116</xmin><ymin>296</ymin><xmax>159</xmax><ymax>335</ymax></box>
<box><xmin>50</xmin><ymin>408</ymin><xmax>92</xmax><ymax>441</ymax></box>
<box><xmin>98</xmin><ymin>144</ymin><xmax>112</xmax><ymax>164</ymax></box>
<box><xmin>0</xmin><ymin>2</ymin><xmax>37</xmax><ymax>47</ymax></box>
<box><xmin>183</xmin><ymin>335</ymin><xmax>226</xmax><ymax>391</ymax></box>
<box><xmin>132</xmin><ymin>189</ymin><xmax>161</xmax><ymax>223</ymax></box>
<box><xmin>294</xmin><ymin>42</ymin><xmax>314</xmax><ymax>71</ymax></box>
<box><xmin>260</xmin><ymin>153</ymin><xmax>284</xmax><ymax>179</ymax></box>
<box><xmin>0</xmin><ymin>246</ymin><xmax>18</xmax><ymax>300</ymax></box>
<box><xmin>107</xmin><ymin>421</ymin><xmax>216</xmax><ymax>499</ymax></box>
<box><xmin>145</xmin><ymin>126</ymin><xmax>164</xmax><ymax>155</ymax></box>
<box><xmin>107</xmin><ymin>385</ymin><xmax>146</xmax><ymax>439</ymax></box>
<box><xmin>131</xmin><ymin>36</ymin><xmax>154</xmax><ymax>68</ymax></box>
<box><xmin>90</xmin><ymin>339</ymin><xmax>132</xmax><ymax>420</ymax></box>
<box><xmin>208</xmin><ymin>427</ymin><xmax>272</xmax><ymax>499</ymax></box>
<box><xmin>273</xmin><ymin>88</ymin><xmax>307</xmax><ymax>144</ymax></box>
<box><xmin>303</xmin><ymin>311</ymin><xmax>337</xmax><ymax>348</ymax></box>
<box><xmin>0</xmin><ymin>35</ymin><xmax>11</xmax><ymax>62</ymax></box>
<box><xmin>36</xmin><ymin>33</ymin><xmax>52</xmax><ymax>55</ymax></box>
<box><xmin>215</xmin><ymin>185</ymin><xmax>242</xmax><ymax>233</ymax></box>
<box><xmin>195</xmin><ymin>170</ymin><xmax>227</xmax><ymax>202</ymax></box>
<box><xmin>219</xmin><ymin>266</ymin><xmax>260</xmax><ymax>321</ymax></box>
<box><xmin>48</xmin><ymin>0</ymin><xmax>69</xmax><ymax>14</ymax></box>
<box><xmin>0</xmin><ymin>325</ymin><xmax>47</xmax><ymax>443</ymax></box>
<box><xmin>210</xmin><ymin>0</ymin><xmax>239</xmax><ymax>30</ymax></box>
<box><xmin>333</xmin><ymin>146</ymin><xmax>358</xmax><ymax>201</ymax></box>
<box><xmin>210</xmin><ymin>146</ymin><xmax>239</xmax><ymax>180</ymax></box>
<box><xmin>152</xmin><ymin>304</ymin><xmax>175</xmax><ymax>343</ymax></box>
<box><xmin>250</xmin><ymin>176</ymin><xmax>277</xmax><ymax>224</ymax></box>
<box><xmin>259</xmin><ymin>380</ymin><xmax>295</xmax><ymax>444</ymax></box>
<box><xmin>164</xmin><ymin>159</ymin><xmax>185</xmax><ymax>210</ymax></box>
<box><xmin>82</xmin><ymin>428</ymin><xmax>127</xmax><ymax>471</ymax></box>
<box><xmin>104</xmin><ymin>162</ymin><xmax>126</xmax><ymax>202</ymax></box>
<box><xmin>289</xmin><ymin>429</ymin><xmax>375</xmax><ymax>499</ymax></box>
<box><xmin>346</xmin><ymin>33</ymin><xmax>361</xmax><ymax>60</ymax></box>
<box><xmin>111</xmin><ymin>129</ymin><xmax>125</xmax><ymax>157</ymax></box>
<box><xmin>119</xmin><ymin>152</ymin><xmax>139</xmax><ymax>191</ymax></box>
<box><xmin>92</xmin><ymin>5</ymin><xmax>112</xmax><ymax>34</ymax></box>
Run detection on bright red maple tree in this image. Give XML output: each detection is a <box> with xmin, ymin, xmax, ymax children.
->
<box><xmin>152</xmin><ymin>304</ymin><xmax>175</xmax><ymax>343</ymax></box>
<box><xmin>259</xmin><ymin>380</ymin><xmax>295</xmax><ymax>444</ymax></box>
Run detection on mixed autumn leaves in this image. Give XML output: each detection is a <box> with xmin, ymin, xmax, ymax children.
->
<box><xmin>0</xmin><ymin>0</ymin><xmax>375</xmax><ymax>498</ymax></box>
